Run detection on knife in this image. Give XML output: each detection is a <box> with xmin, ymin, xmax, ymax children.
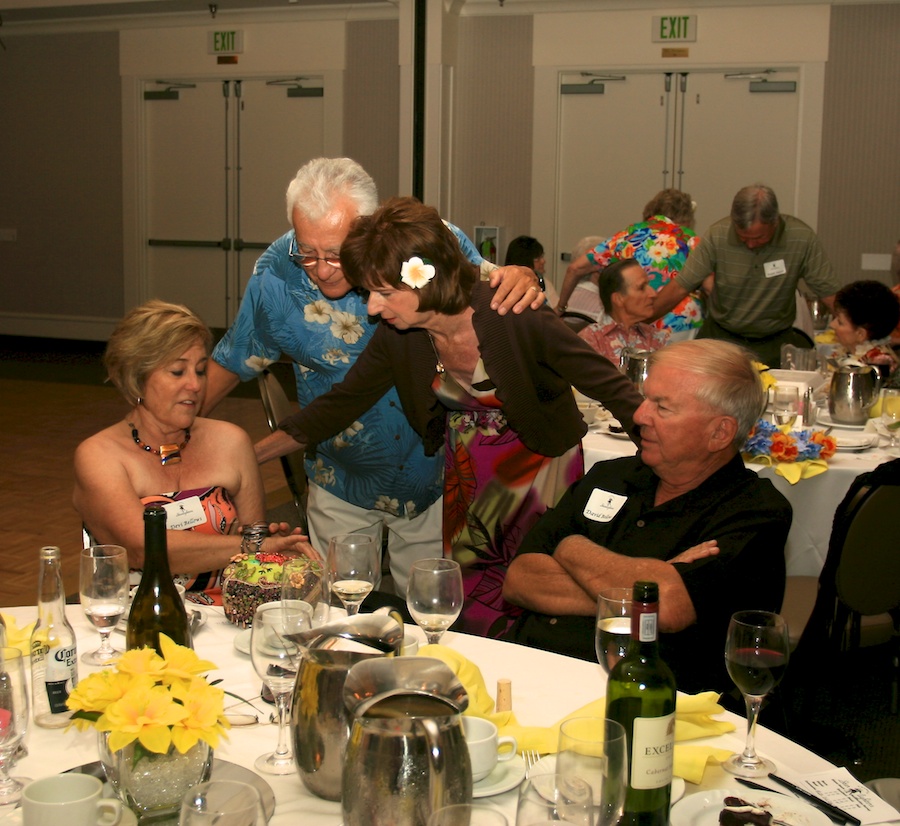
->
<box><xmin>735</xmin><ymin>776</ymin><xmax>860</xmax><ymax>826</ymax></box>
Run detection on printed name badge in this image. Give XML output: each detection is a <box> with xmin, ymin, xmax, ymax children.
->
<box><xmin>583</xmin><ymin>488</ymin><xmax>628</xmax><ymax>523</ymax></box>
<box><xmin>764</xmin><ymin>259</ymin><xmax>787</xmax><ymax>278</ymax></box>
<box><xmin>162</xmin><ymin>497</ymin><xmax>207</xmax><ymax>531</ymax></box>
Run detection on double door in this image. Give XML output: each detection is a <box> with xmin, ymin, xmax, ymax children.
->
<box><xmin>554</xmin><ymin>69</ymin><xmax>800</xmax><ymax>277</ymax></box>
<box><xmin>143</xmin><ymin>78</ymin><xmax>324</xmax><ymax>327</ymax></box>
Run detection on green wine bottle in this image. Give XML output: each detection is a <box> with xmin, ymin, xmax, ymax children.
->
<box><xmin>126</xmin><ymin>505</ymin><xmax>191</xmax><ymax>653</ymax></box>
<box><xmin>606</xmin><ymin>581</ymin><xmax>676</xmax><ymax>826</ymax></box>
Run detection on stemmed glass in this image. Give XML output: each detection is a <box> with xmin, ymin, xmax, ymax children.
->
<box><xmin>250</xmin><ymin>601</ymin><xmax>312</xmax><ymax>774</ymax></box>
<box><xmin>594</xmin><ymin>588</ymin><xmax>632</xmax><ymax>674</ymax></box>
<box><xmin>557</xmin><ymin>718</ymin><xmax>627</xmax><ymax>826</ymax></box>
<box><xmin>772</xmin><ymin>386</ymin><xmax>800</xmax><ymax>428</ymax></box>
<box><xmin>880</xmin><ymin>388</ymin><xmax>900</xmax><ymax>450</ymax></box>
<box><xmin>516</xmin><ymin>771</ymin><xmax>594</xmax><ymax>826</ymax></box>
<box><xmin>80</xmin><ymin>545</ymin><xmax>130</xmax><ymax>665</ymax></box>
<box><xmin>406</xmin><ymin>559</ymin><xmax>464</xmax><ymax>645</ymax></box>
<box><xmin>0</xmin><ymin>648</ymin><xmax>30</xmax><ymax>807</ymax></box>
<box><xmin>326</xmin><ymin>534</ymin><xmax>379</xmax><ymax>616</ymax></box>
<box><xmin>179</xmin><ymin>780</ymin><xmax>266</xmax><ymax>826</ymax></box>
<box><xmin>723</xmin><ymin>610</ymin><xmax>790</xmax><ymax>778</ymax></box>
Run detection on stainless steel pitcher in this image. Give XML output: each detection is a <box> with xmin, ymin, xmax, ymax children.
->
<box><xmin>828</xmin><ymin>362</ymin><xmax>882</xmax><ymax>425</ymax></box>
<box><xmin>619</xmin><ymin>347</ymin><xmax>653</xmax><ymax>395</ymax></box>
<box><xmin>289</xmin><ymin>612</ymin><xmax>404</xmax><ymax>801</ymax></box>
<box><xmin>341</xmin><ymin>657</ymin><xmax>472</xmax><ymax>826</ymax></box>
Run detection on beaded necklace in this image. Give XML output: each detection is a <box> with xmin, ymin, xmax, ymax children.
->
<box><xmin>128</xmin><ymin>421</ymin><xmax>191</xmax><ymax>466</ymax></box>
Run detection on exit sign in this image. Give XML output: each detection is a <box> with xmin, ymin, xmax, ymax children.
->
<box><xmin>651</xmin><ymin>15</ymin><xmax>697</xmax><ymax>42</ymax></box>
<box><xmin>207</xmin><ymin>30</ymin><xmax>244</xmax><ymax>55</ymax></box>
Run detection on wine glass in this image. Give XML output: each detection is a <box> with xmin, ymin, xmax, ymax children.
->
<box><xmin>880</xmin><ymin>388</ymin><xmax>900</xmax><ymax>450</ymax></box>
<box><xmin>772</xmin><ymin>386</ymin><xmax>800</xmax><ymax>428</ymax></box>
<box><xmin>250</xmin><ymin>601</ymin><xmax>312</xmax><ymax>774</ymax></box>
<box><xmin>179</xmin><ymin>780</ymin><xmax>266</xmax><ymax>826</ymax></box>
<box><xmin>515</xmin><ymin>771</ymin><xmax>593</xmax><ymax>826</ymax></box>
<box><xmin>281</xmin><ymin>557</ymin><xmax>324</xmax><ymax>624</ymax></box>
<box><xmin>0</xmin><ymin>648</ymin><xmax>30</xmax><ymax>806</ymax></box>
<box><xmin>723</xmin><ymin>610</ymin><xmax>790</xmax><ymax>778</ymax></box>
<box><xmin>594</xmin><ymin>588</ymin><xmax>632</xmax><ymax>674</ymax></box>
<box><xmin>557</xmin><ymin>717</ymin><xmax>627</xmax><ymax>826</ymax></box>
<box><xmin>406</xmin><ymin>559</ymin><xmax>464</xmax><ymax>645</ymax></box>
<box><xmin>326</xmin><ymin>533</ymin><xmax>379</xmax><ymax>616</ymax></box>
<box><xmin>80</xmin><ymin>545</ymin><xmax>130</xmax><ymax>665</ymax></box>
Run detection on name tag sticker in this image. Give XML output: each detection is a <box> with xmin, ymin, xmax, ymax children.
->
<box><xmin>584</xmin><ymin>488</ymin><xmax>628</xmax><ymax>523</ymax></box>
<box><xmin>163</xmin><ymin>497</ymin><xmax>207</xmax><ymax>531</ymax></box>
<box><xmin>764</xmin><ymin>260</ymin><xmax>787</xmax><ymax>278</ymax></box>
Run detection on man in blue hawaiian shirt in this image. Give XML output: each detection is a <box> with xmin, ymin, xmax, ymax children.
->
<box><xmin>202</xmin><ymin>157</ymin><xmax>542</xmax><ymax>594</ymax></box>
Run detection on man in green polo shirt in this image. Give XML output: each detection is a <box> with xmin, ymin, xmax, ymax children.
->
<box><xmin>650</xmin><ymin>184</ymin><xmax>838</xmax><ymax>365</ymax></box>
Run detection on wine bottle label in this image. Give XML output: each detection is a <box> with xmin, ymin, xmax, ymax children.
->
<box><xmin>629</xmin><ymin>712</ymin><xmax>675</xmax><ymax>789</ymax></box>
<box><xmin>639</xmin><ymin>612</ymin><xmax>658</xmax><ymax>643</ymax></box>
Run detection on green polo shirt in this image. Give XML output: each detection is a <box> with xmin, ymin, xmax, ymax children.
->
<box><xmin>675</xmin><ymin>215</ymin><xmax>838</xmax><ymax>337</ymax></box>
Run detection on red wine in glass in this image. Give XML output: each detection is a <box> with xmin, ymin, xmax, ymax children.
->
<box><xmin>726</xmin><ymin>647</ymin><xmax>788</xmax><ymax>697</ymax></box>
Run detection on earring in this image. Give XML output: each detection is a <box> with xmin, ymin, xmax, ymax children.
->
<box><xmin>137</xmin><ymin>397</ymin><xmax>143</xmax><ymax>405</ymax></box>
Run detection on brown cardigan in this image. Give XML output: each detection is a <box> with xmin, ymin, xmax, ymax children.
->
<box><xmin>280</xmin><ymin>282</ymin><xmax>643</xmax><ymax>458</ymax></box>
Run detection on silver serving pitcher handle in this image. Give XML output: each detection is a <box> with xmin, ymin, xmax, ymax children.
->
<box><xmin>341</xmin><ymin>657</ymin><xmax>472</xmax><ymax>826</ymax></box>
<box><xmin>289</xmin><ymin>612</ymin><xmax>403</xmax><ymax>801</ymax></box>
<box><xmin>828</xmin><ymin>362</ymin><xmax>882</xmax><ymax>425</ymax></box>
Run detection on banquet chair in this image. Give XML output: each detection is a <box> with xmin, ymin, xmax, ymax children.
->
<box><xmin>258</xmin><ymin>369</ymin><xmax>308</xmax><ymax>530</ymax></box>
<box><xmin>790</xmin><ymin>459</ymin><xmax>900</xmax><ymax>716</ymax></box>
<box><xmin>560</xmin><ymin>310</ymin><xmax>595</xmax><ymax>334</ymax></box>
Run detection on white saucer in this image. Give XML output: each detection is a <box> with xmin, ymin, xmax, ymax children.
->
<box><xmin>0</xmin><ymin>805</ymin><xmax>138</xmax><ymax>825</ymax></box>
<box><xmin>234</xmin><ymin>628</ymin><xmax>252</xmax><ymax>655</ymax></box>
<box><xmin>472</xmin><ymin>754</ymin><xmax>526</xmax><ymax>798</ymax></box>
<box><xmin>815</xmin><ymin>411</ymin><xmax>868</xmax><ymax>430</ymax></box>
<box><xmin>834</xmin><ymin>433</ymin><xmax>879</xmax><ymax>451</ymax></box>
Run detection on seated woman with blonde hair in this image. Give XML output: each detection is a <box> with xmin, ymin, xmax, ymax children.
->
<box><xmin>73</xmin><ymin>299</ymin><xmax>315</xmax><ymax>604</ymax></box>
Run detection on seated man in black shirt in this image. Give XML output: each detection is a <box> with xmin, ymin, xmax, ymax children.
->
<box><xmin>503</xmin><ymin>339</ymin><xmax>792</xmax><ymax>693</ymax></box>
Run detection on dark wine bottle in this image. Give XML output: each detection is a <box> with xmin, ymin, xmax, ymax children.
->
<box><xmin>126</xmin><ymin>505</ymin><xmax>191</xmax><ymax>653</ymax></box>
<box><xmin>606</xmin><ymin>581</ymin><xmax>677</xmax><ymax>826</ymax></box>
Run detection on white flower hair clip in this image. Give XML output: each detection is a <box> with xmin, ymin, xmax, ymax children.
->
<box><xmin>400</xmin><ymin>256</ymin><xmax>436</xmax><ymax>289</ymax></box>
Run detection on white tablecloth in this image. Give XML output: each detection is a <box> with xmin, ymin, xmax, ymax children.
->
<box><xmin>6</xmin><ymin>603</ymin><xmax>886</xmax><ymax>825</ymax></box>
<box><xmin>582</xmin><ymin>428</ymin><xmax>891</xmax><ymax>577</ymax></box>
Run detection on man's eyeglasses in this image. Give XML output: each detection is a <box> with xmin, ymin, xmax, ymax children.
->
<box><xmin>289</xmin><ymin>237</ymin><xmax>342</xmax><ymax>270</ymax></box>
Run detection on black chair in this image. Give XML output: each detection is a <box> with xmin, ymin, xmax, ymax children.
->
<box><xmin>560</xmin><ymin>310</ymin><xmax>595</xmax><ymax>334</ymax></box>
<box><xmin>258</xmin><ymin>369</ymin><xmax>308</xmax><ymax>530</ymax></box>
<box><xmin>789</xmin><ymin>459</ymin><xmax>900</xmax><ymax>721</ymax></box>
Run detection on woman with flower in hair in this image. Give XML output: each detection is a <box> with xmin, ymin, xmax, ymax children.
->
<box><xmin>256</xmin><ymin>196</ymin><xmax>644</xmax><ymax>638</ymax></box>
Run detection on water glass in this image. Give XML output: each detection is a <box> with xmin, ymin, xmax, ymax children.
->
<box><xmin>406</xmin><ymin>559</ymin><xmax>464</xmax><ymax>645</ymax></box>
<box><xmin>594</xmin><ymin>588</ymin><xmax>632</xmax><ymax>674</ymax></box>
<box><xmin>80</xmin><ymin>545</ymin><xmax>129</xmax><ymax>666</ymax></box>
<box><xmin>179</xmin><ymin>780</ymin><xmax>265</xmax><ymax>826</ymax></box>
<box><xmin>0</xmin><ymin>648</ymin><xmax>30</xmax><ymax>806</ymax></box>
<box><xmin>515</xmin><ymin>772</ymin><xmax>593</xmax><ymax>826</ymax></box>
<box><xmin>881</xmin><ymin>388</ymin><xmax>900</xmax><ymax>450</ymax></box>
<box><xmin>557</xmin><ymin>718</ymin><xmax>627</xmax><ymax>826</ymax></box>
<box><xmin>772</xmin><ymin>386</ymin><xmax>800</xmax><ymax>428</ymax></box>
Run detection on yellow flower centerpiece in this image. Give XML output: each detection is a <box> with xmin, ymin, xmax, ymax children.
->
<box><xmin>67</xmin><ymin>634</ymin><xmax>230</xmax><ymax>818</ymax></box>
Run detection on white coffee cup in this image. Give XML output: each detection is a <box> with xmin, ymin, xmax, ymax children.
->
<box><xmin>23</xmin><ymin>774</ymin><xmax>122</xmax><ymax>826</ymax></box>
<box><xmin>462</xmin><ymin>716</ymin><xmax>518</xmax><ymax>783</ymax></box>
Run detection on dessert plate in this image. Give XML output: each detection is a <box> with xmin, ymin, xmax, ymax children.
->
<box><xmin>834</xmin><ymin>433</ymin><xmax>879</xmax><ymax>451</ymax></box>
<box><xmin>472</xmin><ymin>754</ymin><xmax>526</xmax><ymax>798</ymax></box>
<box><xmin>670</xmin><ymin>787</ymin><xmax>832</xmax><ymax>826</ymax></box>
<box><xmin>815</xmin><ymin>411</ymin><xmax>867</xmax><ymax>431</ymax></box>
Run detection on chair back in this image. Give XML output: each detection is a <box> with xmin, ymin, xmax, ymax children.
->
<box><xmin>834</xmin><ymin>483</ymin><xmax>900</xmax><ymax>617</ymax></box>
<box><xmin>258</xmin><ymin>369</ymin><xmax>308</xmax><ymax>527</ymax></box>
<box><xmin>560</xmin><ymin>311</ymin><xmax>595</xmax><ymax>334</ymax></box>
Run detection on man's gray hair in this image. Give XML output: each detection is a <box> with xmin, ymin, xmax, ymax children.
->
<box><xmin>571</xmin><ymin>236</ymin><xmax>606</xmax><ymax>261</ymax></box>
<box><xmin>285</xmin><ymin>157</ymin><xmax>379</xmax><ymax>223</ymax></box>
<box><xmin>730</xmin><ymin>184</ymin><xmax>779</xmax><ymax>230</ymax></box>
<box><xmin>649</xmin><ymin>340</ymin><xmax>765</xmax><ymax>446</ymax></box>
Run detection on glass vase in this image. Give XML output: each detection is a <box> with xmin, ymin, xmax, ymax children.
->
<box><xmin>99</xmin><ymin>731</ymin><xmax>213</xmax><ymax>819</ymax></box>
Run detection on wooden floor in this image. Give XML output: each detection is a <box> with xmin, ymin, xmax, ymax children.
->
<box><xmin>0</xmin><ymin>377</ymin><xmax>290</xmax><ymax>608</ymax></box>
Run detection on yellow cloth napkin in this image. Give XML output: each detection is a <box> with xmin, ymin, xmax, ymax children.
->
<box><xmin>1</xmin><ymin>613</ymin><xmax>35</xmax><ymax>655</ymax></box>
<box><xmin>418</xmin><ymin>644</ymin><xmax>735</xmax><ymax>783</ymax></box>
<box><xmin>774</xmin><ymin>458</ymin><xmax>828</xmax><ymax>485</ymax></box>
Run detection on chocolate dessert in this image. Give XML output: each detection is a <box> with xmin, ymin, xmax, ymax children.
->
<box><xmin>719</xmin><ymin>796</ymin><xmax>774</xmax><ymax>826</ymax></box>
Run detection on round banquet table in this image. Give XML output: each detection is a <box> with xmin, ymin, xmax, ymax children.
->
<box><xmin>583</xmin><ymin>425</ymin><xmax>893</xmax><ymax>578</ymax></box>
<box><xmin>4</xmin><ymin>603</ymin><xmax>884</xmax><ymax>825</ymax></box>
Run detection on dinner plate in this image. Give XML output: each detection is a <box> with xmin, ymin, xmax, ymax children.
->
<box><xmin>670</xmin><ymin>787</ymin><xmax>833</xmax><ymax>826</ymax></box>
<box><xmin>528</xmin><ymin>755</ymin><xmax>684</xmax><ymax>806</ymax></box>
<box><xmin>65</xmin><ymin>759</ymin><xmax>276</xmax><ymax>822</ymax></box>
<box><xmin>815</xmin><ymin>411</ymin><xmax>868</xmax><ymax>431</ymax></box>
<box><xmin>472</xmin><ymin>754</ymin><xmax>526</xmax><ymax>798</ymax></box>
<box><xmin>593</xmin><ymin>421</ymin><xmax>631</xmax><ymax>440</ymax></box>
<box><xmin>234</xmin><ymin>628</ymin><xmax>252</xmax><ymax>655</ymax></box>
<box><xmin>834</xmin><ymin>433</ymin><xmax>879</xmax><ymax>451</ymax></box>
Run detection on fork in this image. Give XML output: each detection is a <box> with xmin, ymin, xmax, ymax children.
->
<box><xmin>522</xmin><ymin>748</ymin><xmax>542</xmax><ymax>777</ymax></box>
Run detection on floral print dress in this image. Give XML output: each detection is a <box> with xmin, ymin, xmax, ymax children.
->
<box><xmin>433</xmin><ymin>361</ymin><xmax>584</xmax><ymax>639</ymax></box>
